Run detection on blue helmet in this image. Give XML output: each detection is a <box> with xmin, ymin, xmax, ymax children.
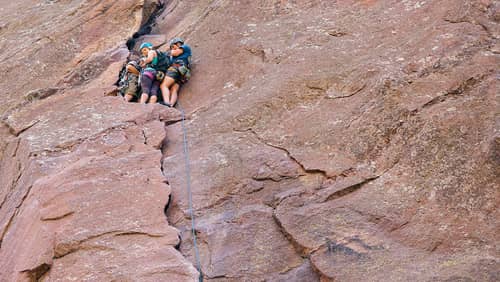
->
<box><xmin>169</xmin><ymin>37</ymin><xmax>184</xmax><ymax>47</ymax></box>
<box><xmin>139</xmin><ymin>42</ymin><xmax>153</xmax><ymax>50</ymax></box>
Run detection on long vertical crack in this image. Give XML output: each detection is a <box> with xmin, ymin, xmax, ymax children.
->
<box><xmin>159</xmin><ymin>119</ymin><xmax>203</xmax><ymax>279</ymax></box>
<box><xmin>130</xmin><ymin>1</ymin><xmax>202</xmax><ymax>279</ymax></box>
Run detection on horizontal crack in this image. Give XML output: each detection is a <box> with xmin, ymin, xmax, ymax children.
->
<box><xmin>41</xmin><ymin>211</ymin><xmax>75</xmax><ymax>221</ymax></box>
<box><xmin>20</xmin><ymin>262</ymin><xmax>51</xmax><ymax>281</ymax></box>
<box><xmin>234</xmin><ymin>128</ymin><xmax>331</xmax><ymax>179</ymax></box>
<box><xmin>389</xmin><ymin>220</ymin><xmax>409</xmax><ymax>233</ymax></box>
<box><xmin>325</xmin><ymin>83</ymin><xmax>366</xmax><ymax>100</ymax></box>
<box><xmin>53</xmin><ymin>229</ymin><xmax>166</xmax><ymax>259</ymax></box>
<box><xmin>164</xmin><ymin>118</ymin><xmax>183</xmax><ymax>127</ymax></box>
<box><xmin>443</xmin><ymin>18</ymin><xmax>494</xmax><ymax>39</ymax></box>
<box><xmin>11</xmin><ymin>120</ymin><xmax>40</xmax><ymax>137</ymax></box>
<box><xmin>323</xmin><ymin>175</ymin><xmax>381</xmax><ymax>202</ymax></box>
<box><xmin>27</xmin><ymin>121</ymin><xmax>137</xmax><ymax>157</ymax></box>
<box><xmin>420</xmin><ymin>72</ymin><xmax>490</xmax><ymax>110</ymax></box>
<box><xmin>54</xmin><ymin>244</ymin><xmax>116</xmax><ymax>260</ymax></box>
<box><xmin>251</xmin><ymin>175</ymin><xmax>295</xmax><ymax>183</ymax></box>
<box><xmin>113</xmin><ymin>231</ymin><xmax>165</xmax><ymax>238</ymax></box>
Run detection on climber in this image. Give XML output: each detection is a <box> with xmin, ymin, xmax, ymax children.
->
<box><xmin>138</xmin><ymin>41</ymin><xmax>175</xmax><ymax>105</ymax></box>
<box><xmin>118</xmin><ymin>60</ymin><xmax>141</xmax><ymax>102</ymax></box>
<box><xmin>138</xmin><ymin>42</ymin><xmax>162</xmax><ymax>104</ymax></box>
<box><xmin>160</xmin><ymin>37</ymin><xmax>192</xmax><ymax>107</ymax></box>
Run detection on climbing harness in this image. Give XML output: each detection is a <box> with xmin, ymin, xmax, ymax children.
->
<box><xmin>178</xmin><ymin>102</ymin><xmax>203</xmax><ymax>282</ymax></box>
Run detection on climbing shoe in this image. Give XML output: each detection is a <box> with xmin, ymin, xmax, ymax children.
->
<box><xmin>159</xmin><ymin>101</ymin><xmax>171</xmax><ymax>107</ymax></box>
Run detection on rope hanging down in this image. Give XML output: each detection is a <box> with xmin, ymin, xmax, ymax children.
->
<box><xmin>178</xmin><ymin>102</ymin><xmax>203</xmax><ymax>282</ymax></box>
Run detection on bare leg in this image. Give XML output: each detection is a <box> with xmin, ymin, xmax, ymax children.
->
<box><xmin>169</xmin><ymin>83</ymin><xmax>180</xmax><ymax>106</ymax></box>
<box><xmin>160</xmin><ymin>76</ymin><xmax>176</xmax><ymax>105</ymax></box>
<box><xmin>139</xmin><ymin>93</ymin><xmax>149</xmax><ymax>104</ymax></box>
<box><xmin>149</xmin><ymin>95</ymin><xmax>158</xmax><ymax>104</ymax></box>
<box><xmin>124</xmin><ymin>94</ymin><xmax>134</xmax><ymax>102</ymax></box>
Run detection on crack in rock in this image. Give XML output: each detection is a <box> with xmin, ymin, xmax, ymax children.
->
<box><xmin>20</xmin><ymin>262</ymin><xmax>51</xmax><ymax>281</ymax></box>
<box><xmin>443</xmin><ymin>18</ymin><xmax>495</xmax><ymax>39</ymax></box>
<box><xmin>234</xmin><ymin>128</ymin><xmax>331</xmax><ymax>179</ymax></box>
<box><xmin>322</xmin><ymin>175</ymin><xmax>381</xmax><ymax>202</ymax></box>
<box><xmin>0</xmin><ymin>211</ymin><xmax>16</xmax><ymax>248</ymax></box>
<box><xmin>271</xmin><ymin>210</ymin><xmax>310</xmax><ymax>257</ymax></box>
<box><xmin>420</xmin><ymin>72</ymin><xmax>491</xmax><ymax>110</ymax></box>
<box><xmin>41</xmin><ymin>211</ymin><xmax>75</xmax><ymax>221</ymax></box>
<box><xmin>53</xmin><ymin>229</ymin><xmax>167</xmax><ymax>259</ymax></box>
<box><xmin>141</xmin><ymin>129</ymin><xmax>148</xmax><ymax>145</ymax></box>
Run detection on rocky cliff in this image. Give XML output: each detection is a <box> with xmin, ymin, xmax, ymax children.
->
<box><xmin>0</xmin><ymin>0</ymin><xmax>498</xmax><ymax>281</ymax></box>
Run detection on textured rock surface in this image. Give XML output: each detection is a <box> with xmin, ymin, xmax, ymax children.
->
<box><xmin>0</xmin><ymin>0</ymin><xmax>198</xmax><ymax>281</ymax></box>
<box><xmin>1</xmin><ymin>0</ymin><xmax>499</xmax><ymax>281</ymax></box>
<box><xmin>160</xmin><ymin>0</ymin><xmax>499</xmax><ymax>281</ymax></box>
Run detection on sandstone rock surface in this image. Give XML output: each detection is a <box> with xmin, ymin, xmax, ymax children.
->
<box><xmin>0</xmin><ymin>0</ymin><xmax>198</xmax><ymax>281</ymax></box>
<box><xmin>160</xmin><ymin>0</ymin><xmax>499</xmax><ymax>280</ymax></box>
<box><xmin>1</xmin><ymin>0</ymin><xmax>499</xmax><ymax>281</ymax></box>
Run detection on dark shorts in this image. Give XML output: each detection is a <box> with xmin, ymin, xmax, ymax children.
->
<box><xmin>166</xmin><ymin>66</ymin><xmax>182</xmax><ymax>83</ymax></box>
<box><xmin>141</xmin><ymin>71</ymin><xmax>160</xmax><ymax>97</ymax></box>
<box><xmin>166</xmin><ymin>65</ymin><xmax>191</xmax><ymax>84</ymax></box>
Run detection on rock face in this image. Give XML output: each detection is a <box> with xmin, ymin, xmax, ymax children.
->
<box><xmin>1</xmin><ymin>0</ymin><xmax>499</xmax><ymax>281</ymax></box>
<box><xmin>160</xmin><ymin>0</ymin><xmax>499</xmax><ymax>280</ymax></box>
<box><xmin>0</xmin><ymin>0</ymin><xmax>198</xmax><ymax>281</ymax></box>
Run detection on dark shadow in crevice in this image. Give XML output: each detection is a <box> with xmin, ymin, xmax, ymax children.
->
<box><xmin>164</xmin><ymin>194</ymin><xmax>172</xmax><ymax>216</ymax></box>
<box><xmin>126</xmin><ymin>1</ymin><xmax>166</xmax><ymax>51</ymax></box>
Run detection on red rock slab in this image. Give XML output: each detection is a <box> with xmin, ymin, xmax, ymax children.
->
<box><xmin>275</xmin><ymin>192</ymin><xmax>499</xmax><ymax>281</ymax></box>
<box><xmin>0</xmin><ymin>139</ymin><xmax>44</xmax><ymax>250</ymax></box>
<box><xmin>162</xmin><ymin>128</ymin><xmax>303</xmax><ymax>214</ymax></box>
<box><xmin>0</xmin><ymin>0</ymin><xmax>147</xmax><ymax>114</ymax></box>
<box><xmin>31</xmin><ymin>121</ymin><xmax>167</xmax><ymax>180</ymax></box>
<box><xmin>46</xmin><ymin>236</ymin><xmax>198</xmax><ymax>281</ymax></box>
<box><xmin>0</xmin><ymin>87</ymin><xmax>193</xmax><ymax>280</ymax></box>
<box><xmin>0</xmin><ymin>141</ymin><xmax>199</xmax><ymax>280</ymax></box>
<box><xmin>33</xmin><ymin>152</ymin><xmax>177</xmax><ymax>254</ymax></box>
<box><xmin>275</xmin><ymin>197</ymin><xmax>381</xmax><ymax>255</ymax></box>
<box><xmin>0</xmin><ymin>193</ymin><xmax>54</xmax><ymax>281</ymax></box>
<box><xmin>184</xmin><ymin>204</ymin><xmax>303</xmax><ymax>280</ymax></box>
<box><xmin>4</xmin><ymin>90</ymin><xmax>179</xmax><ymax>153</ymax></box>
<box><xmin>310</xmin><ymin>242</ymin><xmax>499</xmax><ymax>282</ymax></box>
<box><xmin>0</xmin><ymin>138</ymin><xmax>24</xmax><ymax>208</ymax></box>
<box><xmin>266</xmin><ymin>259</ymin><xmax>320</xmax><ymax>282</ymax></box>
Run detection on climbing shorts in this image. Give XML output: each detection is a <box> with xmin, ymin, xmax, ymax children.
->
<box><xmin>124</xmin><ymin>74</ymin><xmax>140</xmax><ymax>97</ymax></box>
<box><xmin>141</xmin><ymin>71</ymin><xmax>160</xmax><ymax>97</ymax></box>
<box><xmin>166</xmin><ymin>64</ymin><xmax>191</xmax><ymax>84</ymax></box>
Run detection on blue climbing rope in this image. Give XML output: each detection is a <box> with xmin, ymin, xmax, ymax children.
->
<box><xmin>177</xmin><ymin>102</ymin><xmax>203</xmax><ymax>282</ymax></box>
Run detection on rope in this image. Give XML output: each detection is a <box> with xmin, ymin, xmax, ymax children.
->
<box><xmin>177</xmin><ymin>101</ymin><xmax>203</xmax><ymax>282</ymax></box>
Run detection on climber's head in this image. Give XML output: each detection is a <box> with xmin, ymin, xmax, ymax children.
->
<box><xmin>139</xmin><ymin>42</ymin><xmax>153</xmax><ymax>56</ymax></box>
<box><xmin>169</xmin><ymin>37</ymin><xmax>184</xmax><ymax>49</ymax></box>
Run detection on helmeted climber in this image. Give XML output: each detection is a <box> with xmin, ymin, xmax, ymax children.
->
<box><xmin>160</xmin><ymin>37</ymin><xmax>192</xmax><ymax>107</ymax></box>
<box><xmin>138</xmin><ymin>42</ymin><xmax>172</xmax><ymax>104</ymax></box>
<box><xmin>138</xmin><ymin>42</ymin><xmax>161</xmax><ymax>104</ymax></box>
